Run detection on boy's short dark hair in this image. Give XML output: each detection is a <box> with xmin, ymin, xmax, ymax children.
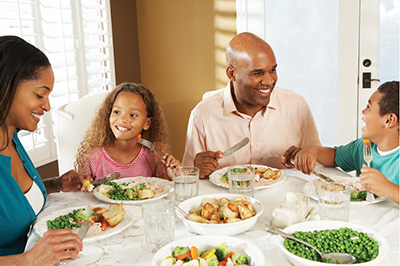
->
<box><xmin>377</xmin><ymin>81</ymin><xmax>399</xmax><ymax>120</ymax></box>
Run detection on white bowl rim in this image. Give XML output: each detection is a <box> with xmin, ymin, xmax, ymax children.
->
<box><xmin>277</xmin><ymin>220</ymin><xmax>389</xmax><ymax>265</ymax></box>
<box><xmin>177</xmin><ymin>193</ymin><xmax>264</xmax><ymax>227</ymax></box>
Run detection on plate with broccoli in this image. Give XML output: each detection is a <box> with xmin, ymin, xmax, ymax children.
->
<box><xmin>152</xmin><ymin>235</ymin><xmax>264</xmax><ymax>266</ymax></box>
<box><xmin>303</xmin><ymin>180</ymin><xmax>386</xmax><ymax>204</ymax></box>
<box><xmin>33</xmin><ymin>204</ymin><xmax>136</xmax><ymax>242</ymax></box>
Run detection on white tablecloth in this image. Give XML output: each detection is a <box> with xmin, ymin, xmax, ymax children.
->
<box><xmin>26</xmin><ymin>168</ymin><xmax>399</xmax><ymax>265</ymax></box>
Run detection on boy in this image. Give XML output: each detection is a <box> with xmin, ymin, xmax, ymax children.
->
<box><xmin>283</xmin><ymin>81</ymin><xmax>399</xmax><ymax>203</ymax></box>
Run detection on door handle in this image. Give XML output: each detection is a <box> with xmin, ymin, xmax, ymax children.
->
<box><xmin>362</xmin><ymin>72</ymin><xmax>380</xmax><ymax>88</ymax></box>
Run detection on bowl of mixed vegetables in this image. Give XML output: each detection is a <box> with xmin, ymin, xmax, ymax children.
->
<box><xmin>277</xmin><ymin>221</ymin><xmax>388</xmax><ymax>266</ymax></box>
<box><xmin>152</xmin><ymin>235</ymin><xmax>265</xmax><ymax>266</ymax></box>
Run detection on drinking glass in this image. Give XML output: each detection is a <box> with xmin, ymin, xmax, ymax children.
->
<box><xmin>172</xmin><ymin>166</ymin><xmax>199</xmax><ymax>202</ymax></box>
<box><xmin>141</xmin><ymin>200</ymin><xmax>175</xmax><ymax>252</ymax></box>
<box><xmin>227</xmin><ymin>165</ymin><xmax>255</xmax><ymax>197</ymax></box>
<box><xmin>318</xmin><ymin>182</ymin><xmax>351</xmax><ymax>221</ymax></box>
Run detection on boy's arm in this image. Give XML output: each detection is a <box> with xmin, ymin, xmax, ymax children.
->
<box><xmin>283</xmin><ymin>145</ymin><xmax>337</xmax><ymax>175</ymax></box>
<box><xmin>360</xmin><ymin>166</ymin><xmax>399</xmax><ymax>204</ymax></box>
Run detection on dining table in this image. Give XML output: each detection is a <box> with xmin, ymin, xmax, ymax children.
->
<box><xmin>25</xmin><ymin>167</ymin><xmax>399</xmax><ymax>266</ymax></box>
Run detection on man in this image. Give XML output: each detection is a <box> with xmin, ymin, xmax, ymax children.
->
<box><xmin>182</xmin><ymin>32</ymin><xmax>321</xmax><ymax>178</ymax></box>
<box><xmin>285</xmin><ymin>81</ymin><xmax>399</xmax><ymax>203</ymax></box>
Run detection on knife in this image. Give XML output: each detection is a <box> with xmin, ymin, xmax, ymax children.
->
<box><xmin>77</xmin><ymin>220</ymin><xmax>91</xmax><ymax>240</ymax></box>
<box><xmin>91</xmin><ymin>172</ymin><xmax>120</xmax><ymax>185</ymax></box>
<box><xmin>221</xmin><ymin>137</ymin><xmax>249</xmax><ymax>157</ymax></box>
<box><xmin>313</xmin><ymin>170</ymin><xmax>336</xmax><ymax>183</ymax></box>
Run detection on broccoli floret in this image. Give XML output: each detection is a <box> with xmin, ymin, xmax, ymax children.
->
<box><xmin>74</xmin><ymin>209</ymin><xmax>88</xmax><ymax>222</ymax></box>
<box><xmin>206</xmin><ymin>254</ymin><xmax>219</xmax><ymax>266</ymax></box>
<box><xmin>172</xmin><ymin>246</ymin><xmax>190</xmax><ymax>258</ymax></box>
<box><xmin>183</xmin><ymin>256</ymin><xmax>192</xmax><ymax>262</ymax></box>
<box><xmin>235</xmin><ymin>255</ymin><xmax>248</xmax><ymax>264</ymax></box>
<box><xmin>215</xmin><ymin>242</ymin><xmax>228</xmax><ymax>261</ymax></box>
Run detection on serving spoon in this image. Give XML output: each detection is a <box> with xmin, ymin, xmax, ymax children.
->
<box><xmin>265</xmin><ymin>224</ymin><xmax>356</xmax><ymax>264</ymax></box>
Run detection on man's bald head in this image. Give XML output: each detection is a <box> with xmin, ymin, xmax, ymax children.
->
<box><xmin>226</xmin><ymin>32</ymin><xmax>274</xmax><ymax>67</ymax></box>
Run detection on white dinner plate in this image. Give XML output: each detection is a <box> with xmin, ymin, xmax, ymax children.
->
<box><xmin>93</xmin><ymin>176</ymin><xmax>173</xmax><ymax>205</ymax></box>
<box><xmin>303</xmin><ymin>180</ymin><xmax>386</xmax><ymax>204</ymax></box>
<box><xmin>33</xmin><ymin>204</ymin><xmax>135</xmax><ymax>242</ymax></box>
<box><xmin>152</xmin><ymin>235</ymin><xmax>265</xmax><ymax>266</ymax></box>
<box><xmin>209</xmin><ymin>164</ymin><xmax>286</xmax><ymax>190</ymax></box>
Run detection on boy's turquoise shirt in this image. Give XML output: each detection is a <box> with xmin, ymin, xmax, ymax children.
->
<box><xmin>334</xmin><ymin>138</ymin><xmax>399</xmax><ymax>185</ymax></box>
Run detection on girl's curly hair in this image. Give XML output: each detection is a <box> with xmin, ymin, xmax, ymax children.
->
<box><xmin>74</xmin><ymin>82</ymin><xmax>170</xmax><ymax>171</ymax></box>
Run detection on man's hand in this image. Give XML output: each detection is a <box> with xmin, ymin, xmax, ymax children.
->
<box><xmin>194</xmin><ymin>151</ymin><xmax>223</xmax><ymax>179</ymax></box>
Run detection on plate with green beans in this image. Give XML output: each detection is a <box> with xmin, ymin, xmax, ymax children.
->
<box><xmin>277</xmin><ymin>221</ymin><xmax>388</xmax><ymax>266</ymax></box>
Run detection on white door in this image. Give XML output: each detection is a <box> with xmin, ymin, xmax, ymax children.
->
<box><xmin>236</xmin><ymin>0</ymin><xmax>399</xmax><ymax>147</ymax></box>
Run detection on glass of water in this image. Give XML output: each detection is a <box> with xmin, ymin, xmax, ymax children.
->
<box><xmin>318</xmin><ymin>182</ymin><xmax>351</xmax><ymax>221</ymax></box>
<box><xmin>172</xmin><ymin>166</ymin><xmax>199</xmax><ymax>202</ymax></box>
<box><xmin>228</xmin><ymin>165</ymin><xmax>255</xmax><ymax>197</ymax></box>
<box><xmin>141</xmin><ymin>200</ymin><xmax>175</xmax><ymax>252</ymax></box>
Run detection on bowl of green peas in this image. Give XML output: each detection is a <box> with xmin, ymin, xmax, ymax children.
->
<box><xmin>277</xmin><ymin>221</ymin><xmax>388</xmax><ymax>266</ymax></box>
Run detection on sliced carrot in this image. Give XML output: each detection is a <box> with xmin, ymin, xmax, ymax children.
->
<box><xmin>137</xmin><ymin>134</ymin><xmax>142</xmax><ymax>142</ymax></box>
<box><xmin>219</xmin><ymin>260</ymin><xmax>228</xmax><ymax>266</ymax></box>
<box><xmin>76</xmin><ymin>221</ymin><xmax>83</xmax><ymax>225</ymax></box>
<box><xmin>101</xmin><ymin>220</ymin><xmax>107</xmax><ymax>231</ymax></box>
<box><xmin>176</xmin><ymin>252</ymin><xmax>191</xmax><ymax>261</ymax></box>
<box><xmin>224</xmin><ymin>251</ymin><xmax>234</xmax><ymax>259</ymax></box>
<box><xmin>191</xmin><ymin>246</ymin><xmax>198</xmax><ymax>260</ymax></box>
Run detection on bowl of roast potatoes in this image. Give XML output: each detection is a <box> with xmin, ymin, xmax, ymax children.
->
<box><xmin>177</xmin><ymin>193</ymin><xmax>264</xmax><ymax>235</ymax></box>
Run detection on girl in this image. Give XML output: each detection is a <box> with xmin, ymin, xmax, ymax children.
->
<box><xmin>75</xmin><ymin>82</ymin><xmax>180</xmax><ymax>181</ymax></box>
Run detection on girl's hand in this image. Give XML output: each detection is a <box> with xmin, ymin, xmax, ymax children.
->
<box><xmin>163</xmin><ymin>153</ymin><xmax>182</xmax><ymax>181</ymax></box>
<box><xmin>20</xmin><ymin>229</ymin><xmax>83</xmax><ymax>266</ymax></box>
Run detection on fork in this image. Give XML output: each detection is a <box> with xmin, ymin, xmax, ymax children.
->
<box><xmin>138</xmin><ymin>138</ymin><xmax>164</xmax><ymax>161</ymax></box>
<box><xmin>363</xmin><ymin>139</ymin><xmax>375</xmax><ymax>202</ymax></box>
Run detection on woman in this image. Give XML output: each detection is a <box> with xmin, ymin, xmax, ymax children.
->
<box><xmin>0</xmin><ymin>36</ymin><xmax>92</xmax><ymax>264</ymax></box>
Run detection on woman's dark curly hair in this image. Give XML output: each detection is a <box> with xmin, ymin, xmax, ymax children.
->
<box><xmin>0</xmin><ymin>36</ymin><xmax>50</xmax><ymax>150</ymax></box>
<box><xmin>75</xmin><ymin>82</ymin><xmax>170</xmax><ymax>170</ymax></box>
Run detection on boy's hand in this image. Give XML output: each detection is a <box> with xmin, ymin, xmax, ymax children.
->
<box><xmin>359</xmin><ymin>165</ymin><xmax>391</xmax><ymax>198</ymax></box>
<box><xmin>283</xmin><ymin>146</ymin><xmax>319</xmax><ymax>175</ymax></box>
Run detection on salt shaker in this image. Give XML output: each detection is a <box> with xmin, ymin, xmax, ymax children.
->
<box><xmin>271</xmin><ymin>192</ymin><xmax>312</xmax><ymax>229</ymax></box>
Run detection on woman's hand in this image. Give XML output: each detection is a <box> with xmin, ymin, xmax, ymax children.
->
<box><xmin>44</xmin><ymin>170</ymin><xmax>93</xmax><ymax>193</ymax></box>
<box><xmin>1</xmin><ymin>229</ymin><xmax>83</xmax><ymax>266</ymax></box>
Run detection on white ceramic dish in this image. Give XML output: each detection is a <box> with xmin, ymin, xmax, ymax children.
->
<box><xmin>93</xmin><ymin>176</ymin><xmax>173</xmax><ymax>205</ymax></box>
<box><xmin>303</xmin><ymin>181</ymin><xmax>386</xmax><ymax>204</ymax></box>
<box><xmin>277</xmin><ymin>221</ymin><xmax>389</xmax><ymax>266</ymax></box>
<box><xmin>33</xmin><ymin>204</ymin><xmax>134</xmax><ymax>242</ymax></box>
<box><xmin>152</xmin><ymin>235</ymin><xmax>265</xmax><ymax>266</ymax></box>
<box><xmin>209</xmin><ymin>164</ymin><xmax>286</xmax><ymax>190</ymax></box>
<box><xmin>177</xmin><ymin>193</ymin><xmax>264</xmax><ymax>236</ymax></box>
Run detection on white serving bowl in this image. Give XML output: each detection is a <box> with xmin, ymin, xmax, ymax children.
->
<box><xmin>152</xmin><ymin>235</ymin><xmax>265</xmax><ymax>266</ymax></box>
<box><xmin>277</xmin><ymin>221</ymin><xmax>389</xmax><ymax>266</ymax></box>
<box><xmin>177</xmin><ymin>193</ymin><xmax>264</xmax><ymax>236</ymax></box>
